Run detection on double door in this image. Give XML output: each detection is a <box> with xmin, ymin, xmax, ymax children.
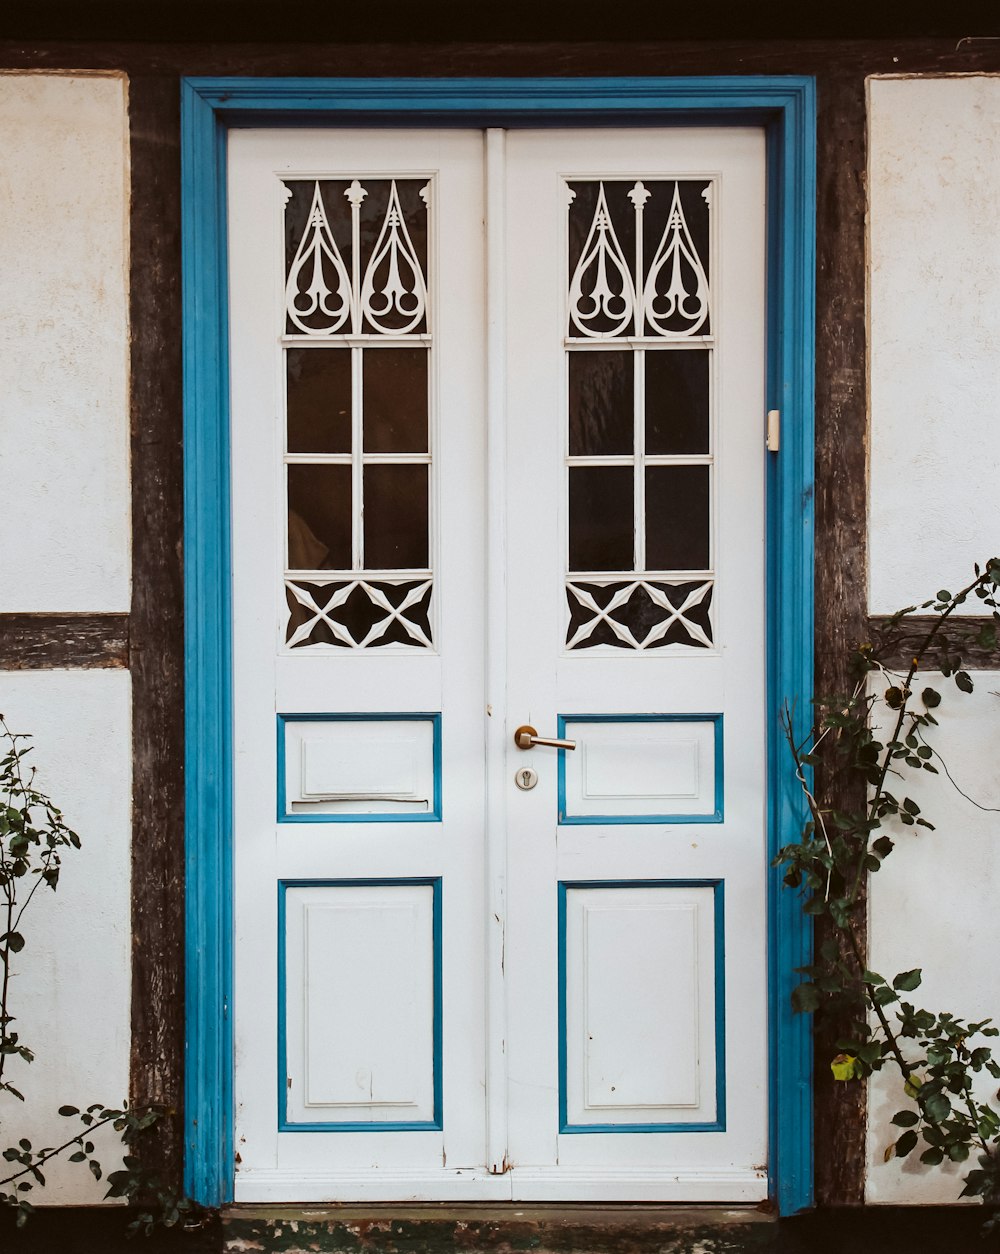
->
<box><xmin>228</xmin><ymin>125</ymin><xmax>767</xmax><ymax>1201</ymax></box>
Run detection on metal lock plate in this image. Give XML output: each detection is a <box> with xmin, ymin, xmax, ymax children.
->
<box><xmin>514</xmin><ymin>766</ymin><xmax>539</xmax><ymax>791</ymax></box>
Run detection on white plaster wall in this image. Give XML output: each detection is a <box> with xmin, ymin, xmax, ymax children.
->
<box><xmin>865</xmin><ymin>675</ymin><xmax>1000</xmax><ymax>1203</ymax></box>
<box><xmin>868</xmin><ymin>76</ymin><xmax>1000</xmax><ymax>615</ymax></box>
<box><xmin>0</xmin><ymin>73</ymin><xmax>130</xmax><ymax>612</ymax></box>
<box><xmin>0</xmin><ymin>670</ymin><xmax>131</xmax><ymax>1204</ymax></box>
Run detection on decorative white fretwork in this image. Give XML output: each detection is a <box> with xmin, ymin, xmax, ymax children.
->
<box><xmin>642</xmin><ymin>183</ymin><xmax>710</xmax><ymax>338</ymax></box>
<box><xmin>285</xmin><ymin>578</ymin><xmax>433</xmax><ymax>650</ymax></box>
<box><xmin>284</xmin><ymin>179</ymin><xmax>429</xmax><ymax>337</ymax></box>
<box><xmin>567</xmin><ymin>179</ymin><xmax>711</xmax><ymax>340</ymax></box>
<box><xmin>565</xmin><ymin>579</ymin><xmax>713</xmax><ymax>651</ymax></box>
<box><xmin>568</xmin><ymin>184</ymin><xmax>635</xmax><ymax>339</ymax></box>
<box><xmin>285</xmin><ymin>182</ymin><xmax>354</xmax><ymax>335</ymax></box>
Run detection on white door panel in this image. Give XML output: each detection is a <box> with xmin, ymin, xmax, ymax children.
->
<box><xmin>228</xmin><ymin>124</ymin><xmax>768</xmax><ymax>1202</ymax></box>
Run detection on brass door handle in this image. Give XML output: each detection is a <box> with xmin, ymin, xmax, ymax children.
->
<box><xmin>513</xmin><ymin>724</ymin><xmax>576</xmax><ymax>751</ymax></box>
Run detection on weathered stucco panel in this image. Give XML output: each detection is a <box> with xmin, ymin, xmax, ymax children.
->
<box><xmin>0</xmin><ymin>72</ymin><xmax>130</xmax><ymax>613</ymax></box>
<box><xmin>868</xmin><ymin>75</ymin><xmax>1000</xmax><ymax>615</ymax></box>
<box><xmin>866</xmin><ymin>674</ymin><xmax>1000</xmax><ymax>1203</ymax></box>
<box><xmin>0</xmin><ymin>669</ymin><xmax>131</xmax><ymax>1203</ymax></box>
<box><xmin>866</xmin><ymin>74</ymin><xmax>1000</xmax><ymax>1205</ymax></box>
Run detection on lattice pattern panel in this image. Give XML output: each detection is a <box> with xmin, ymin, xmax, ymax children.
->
<box><xmin>567</xmin><ymin>179</ymin><xmax>711</xmax><ymax>340</ymax></box>
<box><xmin>566</xmin><ymin>579</ymin><xmax>713</xmax><ymax>651</ymax></box>
<box><xmin>286</xmin><ymin>579</ymin><xmax>433</xmax><ymax>650</ymax></box>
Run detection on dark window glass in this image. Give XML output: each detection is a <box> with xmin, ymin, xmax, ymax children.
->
<box><xmin>645</xmin><ymin>466</ymin><xmax>710</xmax><ymax>571</ymax></box>
<box><xmin>286</xmin><ymin>349</ymin><xmax>352</xmax><ymax>454</ymax></box>
<box><xmin>364</xmin><ymin>465</ymin><xmax>429</xmax><ymax>569</ymax></box>
<box><xmin>568</xmin><ymin>351</ymin><xmax>633</xmax><ymax>456</ymax></box>
<box><xmin>287</xmin><ymin>464</ymin><xmax>352</xmax><ymax>569</ymax></box>
<box><xmin>569</xmin><ymin>466</ymin><xmax>634</xmax><ymax>571</ymax></box>
<box><xmin>363</xmin><ymin>349</ymin><xmax>429</xmax><ymax>453</ymax></box>
<box><xmin>645</xmin><ymin>351</ymin><xmax>710</xmax><ymax>455</ymax></box>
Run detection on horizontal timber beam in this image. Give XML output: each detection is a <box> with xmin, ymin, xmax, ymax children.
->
<box><xmin>866</xmin><ymin>615</ymin><xmax>1000</xmax><ymax>671</ymax></box>
<box><xmin>0</xmin><ymin>612</ymin><xmax>129</xmax><ymax>670</ymax></box>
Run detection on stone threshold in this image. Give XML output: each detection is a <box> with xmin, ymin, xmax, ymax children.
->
<box><xmin>220</xmin><ymin>1202</ymin><xmax>997</xmax><ymax>1254</ymax></box>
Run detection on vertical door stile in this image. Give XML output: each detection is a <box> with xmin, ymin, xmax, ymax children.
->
<box><xmin>484</xmin><ymin>127</ymin><xmax>510</xmax><ymax>1179</ymax></box>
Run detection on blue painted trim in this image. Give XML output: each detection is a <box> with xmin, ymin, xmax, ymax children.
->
<box><xmin>276</xmin><ymin>713</ymin><xmax>443</xmax><ymax>823</ymax></box>
<box><xmin>556</xmin><ymin>714</ymin><xmax>724</xmax><ymax>825</ymax></box>
<box><xmin>763</xmin><ymin>80</ymin><xmax>817</xmax><ymax>1218</ymax></box>
<box><xmin>182</xmin><ymin>79</ymin><xmax>234</xmax><ymax>1207</ymax></box>
<box><xmin>182</xmin><ymin>74</ymin><xmax>814</xmax><ymax>1211</ymax></box>
<box><xmin>277</xmin><ymin>878</ymin><xmax>443</xmax><ymax>1131</ymax></box>
<box><xmin>557</xmin><ymin>880</ymin><xmax>726</xmax><ymax>1134</ymax></box>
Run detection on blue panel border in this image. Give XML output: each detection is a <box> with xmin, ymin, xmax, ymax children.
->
<box><xmin>556</xmin><ymin>713</ymin><xmax>723</xmax><ymax>825</ymax></box>
<box><xmin>277</xmin><ymin>877</ymin><xmax>443</xmax><ymax>1131</ymax></box>
<box><xmin>557</xmin><ymin>879</ymin><xmax>726</xmax><ymax>1134</ymax></box>
<box><xmin>182</xmin><ymin>75</ymin><xmax>815</xmax><ymax>1211</ymax></box>
<box><xmin>276</xmin><ymin>713</ymin><xmax>443</xmax><ymax>823</ymax></box>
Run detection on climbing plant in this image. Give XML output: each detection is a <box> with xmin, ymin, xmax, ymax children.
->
<box><xmin>777</xmin><ymin>557</ymin><xmax>1000</xmax><ymax>1214</ymax></box>
<box><xmin>0</xmin><ymin>715</ymin><xmax>196</xmax><ymax>1232</ymax></box>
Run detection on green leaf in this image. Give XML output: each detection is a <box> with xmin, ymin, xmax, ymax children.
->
<box><xmin>924</xmin><ymin>1091</ymin><xmax>952</xmax><ymax>1123</ymax></box>
<box><xmin>2</xmin><ymin>932</ymin><xmax>25</xmax><ymax>953</ymax></box>
<box><xmin>920</xmin><ymin>1146</ymin><xmax>945</xmax><ymax>1166</ymax></box>
<box><xmin>891</xmin><ymin>1109</ymin><xmax>919</xmax><ymax>1127</ymax></box>
<box><xmin>895</xmin><ymin>1129</ymin><xmax>918</xmax><ymax>1157</ymax></box>
<box><xmin>58</xmin><ymin>1105</ymin><xmax>79</xmax><ymax>1117</ymax></box>
<box><xmin>792</xmin><ymin>982</ymin><xmax>820</xmax><ymax>1014</ymax></box>
<box><xmin>893</xmin><ymin>969</ymin><xmax>922</xmax><ymax>992</ymax></box>
<box><xmin>922</xmin><ymin>687</ymin><xmax>942</xmax><ymax>708</ymax></box>
<box><xmin>955</xmin><ymin>671</ymin><xmax>974</xmax><ymax>693</ymax></box>
<box><xmin>937</xmin><ymin>590</ymin><xmax>952</xmax><ymax>603</ymax></box>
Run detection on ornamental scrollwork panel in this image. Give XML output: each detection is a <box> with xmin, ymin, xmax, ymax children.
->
<box><xmin>284</xmin><ymin>178</ymin><xmax>430</xmax><ymax>337</ymax></box>
<box><xmin>567</xmin><ymin>179</ymin><xmax>711</xmax><ymax>340</ymax></box>
<box><xmin>565</xmin><ymin>580</ymin><xmax>714</xmax><ymax>651</ymax></box>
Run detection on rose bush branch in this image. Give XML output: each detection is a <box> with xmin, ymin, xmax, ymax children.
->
<box><xmin>0</xmin><ymin>716</ymin><xmax>198</xmax><ymax>1232</ymax></box>
<box><xmin>775</xmin><ymin>558</ymin><xmax>1000</xmax><ymax>1213</ymax></box>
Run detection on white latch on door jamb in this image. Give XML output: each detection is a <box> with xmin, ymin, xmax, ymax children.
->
<box><xmin>766</xmin><ymin>409</ymin><xmax>780</xmax><ymax>453</ymax></box>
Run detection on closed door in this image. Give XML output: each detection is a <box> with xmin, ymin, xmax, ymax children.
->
<box><xmin>227</xmin><ymin>124</ymin><xmax>767</xmax><ymax>1203</ymax></box>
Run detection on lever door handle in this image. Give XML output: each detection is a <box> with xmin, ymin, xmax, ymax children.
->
<box><xmin>513</xmin><ymin>724</ymin><xmax>576</xmax><ymax>751</ymax></box>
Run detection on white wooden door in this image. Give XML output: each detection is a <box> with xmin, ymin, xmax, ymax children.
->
<box><xmin>227</xmin><ymin>125</ymin><xmax>767</xmax><ymax>1204</ymax></box>
<box><xmin>500</xmin><ymin>130</ymin><xmax>768</xmax><ymax>1201</ymax></box>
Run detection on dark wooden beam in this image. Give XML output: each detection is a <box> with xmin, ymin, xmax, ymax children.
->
<box><xmin>0</xmin><ymin>613</ymin><xmax>129</xmax><ymax>670</ymax></box>
<box><xmin>127</xmin><ymin>74</ymin><xmax>186</xmax><ymax>1189</ymax></box>
<box><xmin>810</xmin><ymin>67</ymin><xmax>869</xmax><ymax>1207</ymax></box>
<box><xmin>866</xmin><ymin>615</ymin><xmax>1000</xmax><ymax>671</ymax></box>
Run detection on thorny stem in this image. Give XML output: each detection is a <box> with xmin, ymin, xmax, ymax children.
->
<box><xmin>0</xmin><ymin>1115</ymin><xmax>120</xmax><ymax>1190</ymax></box>
<box><xmin>848</xmin><ymin>573</ymin><xmax>989</xmax><ymax>904</ymax></box>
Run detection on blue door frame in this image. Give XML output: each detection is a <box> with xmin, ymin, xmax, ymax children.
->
<box><xmin>181</xmin><ymin>75</ymin><xmax>816</xmax><ymax>1214</ymax></box>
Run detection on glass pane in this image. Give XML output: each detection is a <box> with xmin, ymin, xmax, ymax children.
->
<box><xmin>286</xmin><ymin>349</ymin><xmax>352</xmax><ymax>454</ymax></box>
<box><xmin>645</xmin><ymin>466</ymin><xmax>710</xmax><ymax>571</ymax></box>
<box><xmin>569</xmin><ymin>466</ymin><xmax>634</xmax><ymax>571</ymax></box>
<box><xmin>568</xmin><ymin>351</ymin><xmax>633</xmax><ymax>456</ymax></box>
<box><xmin>364</xmin><ymin>464</ymin><xmax>429</xmax><ymax>569</ymax></box>
<box><xmin>645</xmin><ymin>351</ymin><xmax>709</xmax><ymax>455</ymax></box>
<box><xmin>363</xmin><ymin>349</ymin><xmax>429</xmax><ymax>453</ymax></box>
<box><xmin>288</xmin><ymin>464</ymin><xmax>352</xmax><ymax>570</ymax></box>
